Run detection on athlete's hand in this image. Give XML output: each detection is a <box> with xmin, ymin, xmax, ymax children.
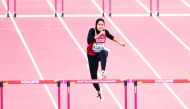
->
<box><xmin>119</xmin><ymin>42</ymin><xmax>125</xmax><ymax>47</ymax></box>
<box><xmin>100</xmin><ymin>30</ymin><xmax>105</xmax><ymax>35</ymax></box>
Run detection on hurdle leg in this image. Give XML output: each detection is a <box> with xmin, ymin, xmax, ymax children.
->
<box><xmin>150</xmin><ymin>0</ymin><xmax>152</xmax><ymax>16</ymax></box>
<box><xmin>14</xmin><ymin>0</ymin><xmax>16</xmax><ymax>17</ymax></box>
<box><xmin>0</xmin><ymin>82</ymin><xmax>3</xmax><ymax>109</ymax></box>
<box><xmin>7</xmin><ymin>0</ymin><xmax>9</xmax><ymax>17</ymax></box>
<box><xmin>157</xmin><ymin>0</ymin><xmax>160</xmax><ymax>16</ymax></box>
<box><xmin>134</xmin><ymin>81</ymin><xmax>137</xmax><ymax>109</ymax></box>
<box><xmin>124</xmin><ymin>80</ymin><xmax>128</xmax><ymax>109</ymax></box>
<box><xmin>102</xmin><ymin>0</ymin><xmax>105</xmax><ymax>17</ymax></box>
<box><xmin>55</xmin><ymin>0</ymin><xmax>57</xmax><ymax>17</ymax></box>
<box><xmin>67</xmin><ymin>81</ymin><xmax>70</xmax><ymax>109</ymax></box>
<box><xmin>109</xmin><ymin>0</ymin><xmax>112</xmax><ymax>16</ymax></box>
<box><xmin>57</xmin><ymin>81</ymin><xmax>61</xmax><ymax>109</ymax></box>
<box><xmin>61</xmin><ymin>0</ymin><xmax>64</xmax><ymax>17</ymax></box>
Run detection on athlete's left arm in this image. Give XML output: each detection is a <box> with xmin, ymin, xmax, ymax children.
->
<box><xmin>112</xmin><ymin>38</ymin><xmax>125</xmax><ymax>47</ymax></box>
<box><xmin>105</xmin><ymin>30</ymin><xmax>125</xmax><ymax>47</ymax></box>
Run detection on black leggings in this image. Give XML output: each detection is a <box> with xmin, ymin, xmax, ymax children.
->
<box><xmin>87</xmin><ymin>50</ymin><xmax>108</xmax><ymax>92</ymax></box>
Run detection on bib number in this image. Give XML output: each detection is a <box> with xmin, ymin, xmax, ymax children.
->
<box><xmin>92</xmin><ymin>43</ymin><xmax>105</xmax><ymax>52</ymax></box>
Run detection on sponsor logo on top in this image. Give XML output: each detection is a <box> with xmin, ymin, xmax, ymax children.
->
<box><xmin>21</xmin><ymin>80</ymin><xmax>40</xmax><ymax>84</ymax></box>
<box><xmin>155</xmin><ymin>79</ymin><xmax>174</xmax><ymax>83</ymax></box>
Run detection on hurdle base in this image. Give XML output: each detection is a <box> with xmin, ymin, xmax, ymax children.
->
<box><xmin>55</xmin><ymin>13</ymin><xmax>57</xmax><ymax>17</ymax></box>
<box><xmin>109</xmin><ymin>13</ymin><xmax>111</xmax><ymax>17</ymax></box>
<box><xmin>14</xmin><ymin>13</ymin><xmax>16</xmax><ymax>18</ymax></box>
<box><xmin>7</xmin><ymin>13</ymin><xmax>9</xmax><ymax>18</ymax></box>
<box><xmin>150</xmin><ymin>12</ymin><xmax>152</xmax><ymax>17</ymax></box>
<box><xmin>157</xmin><ymin>12</ymin><xmax>159</xmax><ymax>16</ymax></box>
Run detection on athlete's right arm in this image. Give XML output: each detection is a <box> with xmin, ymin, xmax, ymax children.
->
<box><xmin>87</xmin><ymin>28</ymin><xmax>95</xmax><ymax>44</ymax></box>
<box><xmin>94</xmin><ymin>30</ymin><xmax>105</xmax><ymax>39</ymax></box>
<box><xmin>87</xmin><ymin>28</ymin><xmax>105</xmax><ymax>44</ymax></box>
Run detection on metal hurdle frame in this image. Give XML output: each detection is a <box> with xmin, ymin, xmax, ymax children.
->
<box><xmin>1</xmin><ymin>79</ymin><xmax>189</xmax><ymax>109</ymax></box>
<box><xmin>6</xmin><ymin>0</ymin><xmax>58</xmax><ymax>18</ymax></box>
<box><xmin>61</xmin><ymin>0</ymin><xmax>105</xmax><ymax>17</ymax></box>
<box><xmin>109</xmin><ymin>0</ymin><xmax>160</xmax><ymax>17</ymax></box>
<box><xmin>5</xmin><ymin>0</ymin><xmax>160</xmax><ymax>18</ymax></box>
<box><xmin>66</xmin><ymin>79</ymin><xmax>127</xmax><ymax>109</ymax></box>
<box><xmin>132</xmin><ymin>79</ymin><xmax>190</xmax><ymax>109</ymax></box>
<box><xmin>0</xmin><ymin>80</ymin><xmax>65</xmax><ymax>109</ymax></box>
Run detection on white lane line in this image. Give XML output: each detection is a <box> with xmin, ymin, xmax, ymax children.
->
<box><xmin>181</xmin><ymin>0</ymin><xmax>190</xmax><ymax>8</ymax></box>
<box><xmin>160</xmin><ymin>13</ymin><xmax>190</xmax><ymax>17</ymax></box>
<box><xmin>1</xmin><ymin>0</ymin><xmax>58</xmax><ymax>109</ymax></box>
<box><xmin>111</xmin><ymin>13</ymin><xmax>149</xmax><ymax>17</ymax></box>
<box><xmin>16</xmin><ymin>14</ymin><xmax>102</xmax><ymax>18</ymax></box>
<box><xmin>0</xmin><ymin>15</ymin><xmax>6</xmax><ymax>18</ymax></box>
<box><xmin>17</xmin><ymin>14</ymin><xmax>54</xmax><ymax>18</ymax></box>
<box><xmin>64</xmin><ymin>14</ymin><xmax>102</xmax><ymax>17</ymax></box>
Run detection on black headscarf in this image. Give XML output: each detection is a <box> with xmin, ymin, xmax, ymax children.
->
<box><xmin>95</xmin><ymin>18</ymin><xmax>105</xmax><ymax>34</ymax></box>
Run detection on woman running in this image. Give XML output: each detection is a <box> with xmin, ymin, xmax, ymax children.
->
<box><xmin>87</xmin><ymin>18</ymin><xmax>125</xmax><ymax>101</ymax></box>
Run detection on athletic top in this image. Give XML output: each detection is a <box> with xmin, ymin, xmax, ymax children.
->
<box><xmin>87</xmin><ymin>28</ymin><xmax>114</xmax><ymax>56</ymax></box>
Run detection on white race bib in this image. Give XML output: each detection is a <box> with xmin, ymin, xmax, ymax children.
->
<box><xmin>92</xmin><ymin>43</ymin><xmax>105</xmax><ymax>52</ymax></box>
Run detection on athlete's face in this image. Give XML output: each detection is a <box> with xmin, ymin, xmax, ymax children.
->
<box><xmin>97</xmin><ymin>21</ymin><xmax>105</xmax><ymax>32</ymax></box>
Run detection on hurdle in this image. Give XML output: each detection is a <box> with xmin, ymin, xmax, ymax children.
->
<box><xmin>108</xmin><ymin>0</ymin><xmax>159</xmax><ymax>17</ymax></box>
<box><xmin>10</xmin><ymin>0</ymin><xmax>58</xmax><ymax>18</ymax></box>
<box><xmin>67</xmin><ymin>79</ymin><xmax>127</xmax><ymax>109</ymax></box>
<box><xmin>0</xmin><ymin>79</ymin><xmax>127</xmax><ymax>109</ymax></box>
<box><xmin>1</xmin><ymin>79</ymin><xmax>189</xmax><ymax>109</ymax></box>
<box><xmin>61</xmin><ymin>0</ymin><xmax>104</xmax><ymax>17</ymax></box>
<box><xmin>0</xmin><ymin>80</ymin><xmax>65</xmax><ymax>109</ymax></box>
<box><xmin>7</xmin><ymin>0</ymin><xmax>17</xmax><ymax>17</ymax></box>
<box><xmin>150</xmin><ymin>0</ymin><xmax>160</xmax><ymax>16</ymax></box>
<box><xmin>5</xmin><ymin>0</ymin><xmax>106</xmax><ymax>18</ymax></box>
<box><xmin>132</xmin><ymin>79</ymin><xmax>190</xmax><ymax>109</ymax></box>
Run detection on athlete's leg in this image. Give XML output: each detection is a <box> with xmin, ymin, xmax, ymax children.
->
<box><xmin>87</xmin><ymin>55</ymin><xmax>100</xmax><ymax>92</ymax></box>
<box><xmin>98</xmin><ymin>50</ymin><xmax>108</xmax><ymax>78</ymax></box>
